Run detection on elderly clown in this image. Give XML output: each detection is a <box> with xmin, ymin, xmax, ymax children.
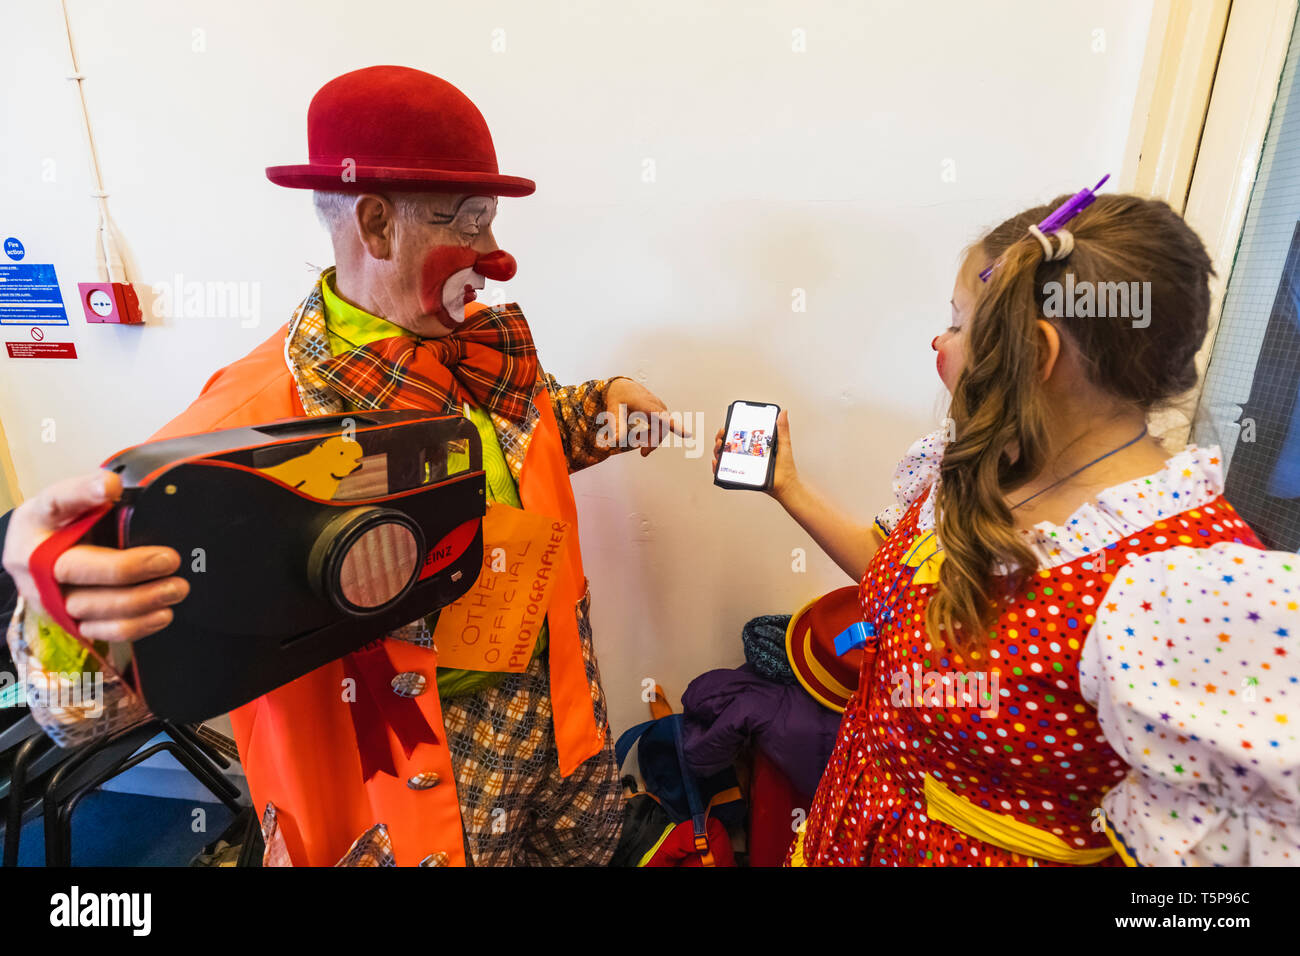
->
<box><xmin>3</xmin><ymin>65</ymin><xmax>684</xmax><ymax>866</ymax></box>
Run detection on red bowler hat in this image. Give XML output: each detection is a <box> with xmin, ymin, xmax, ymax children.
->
<box><xmin>785</xmin><ymin>586</ymin><xmax>866</xmax><ymax>713</ymax></box>
<box><xmin>266</xmin><ymin>65</ymin><xmax>535</xmax><ymax>197</ymax></box>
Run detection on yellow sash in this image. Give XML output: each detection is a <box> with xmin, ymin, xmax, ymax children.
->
<box><xmin>924</xmin><ymin>775</ymin><xmax>1114</xmax><ymax>866</ymax></box>
<box><xmin>789</xmin><ymin>821</ymin><xmax>809</xmax><ymax>867</ymax></box>
<box><xmin>788</xmin><ymin>779</ymin><xmax>1114</xmax><ymax>867</ymax></box>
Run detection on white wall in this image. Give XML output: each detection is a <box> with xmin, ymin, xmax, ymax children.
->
<box><xmin>2</xmin><ymin>0</ymin><xmax>1154</xmax><ymax>751</ymax></box>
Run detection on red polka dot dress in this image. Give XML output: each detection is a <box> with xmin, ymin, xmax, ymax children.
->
<box><xmin>791</xmin><ymin>431</ymin><xmax>1276</xmax><ymax>866</ymax></box>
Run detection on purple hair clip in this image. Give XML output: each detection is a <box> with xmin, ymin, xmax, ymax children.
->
<box><xmin>979</xmin><ymin>173</ymin><xmax>1110</xmax><ymax>282</ymax></box>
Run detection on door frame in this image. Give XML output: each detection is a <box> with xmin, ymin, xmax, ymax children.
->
<box><xmin>1121</xmin><ymin>0</ymin><xmax>1298</xmax><ymax>443</ymax></box>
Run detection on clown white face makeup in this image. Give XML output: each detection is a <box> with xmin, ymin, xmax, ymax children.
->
<box><xmin>418</xmin><ymin>195</ymin><xmax>515</xmax><ymax>331</ymax></box>
<box><xmin>358</xmin><ymin>192</ymin><xmax>516</xmax><ymax>338</ymax></box>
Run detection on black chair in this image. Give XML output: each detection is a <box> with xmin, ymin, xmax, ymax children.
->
<box><xmin>1</xmin><ymin>714</ymin><xmax>245</xmax><ymax>867</ymax></box>
<box><xmin>1</xmin><ymin>716</ymin><xmax>64</xmax><ymax>867</ymax></box>
<box><xmin>38</xmin><ymin>718</ymin><xmax>245</xmax><ymax>867</ymax></box>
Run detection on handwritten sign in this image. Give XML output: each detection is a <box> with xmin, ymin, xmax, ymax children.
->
<box><xmin>432</xmin><ymin>503</ymin><xmax>570</xmax><ymax>672</ymax></box>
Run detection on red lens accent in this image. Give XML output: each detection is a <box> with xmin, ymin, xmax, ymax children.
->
<box><xmin>419</xmin><ymin>518</ymin><xmax>480</xmax><ymax>579</ymax></box>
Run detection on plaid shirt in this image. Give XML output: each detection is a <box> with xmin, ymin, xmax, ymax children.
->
<box><xmin>286</xmin><ymin>276</ymin><xmax>622</xmax><ymax>477</ymax></box>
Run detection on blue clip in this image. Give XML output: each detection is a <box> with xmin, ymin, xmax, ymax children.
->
<box><xmin>834</xmin><ymin>621</ymin><xmax>874</xmax><ymax>657</ymax></box>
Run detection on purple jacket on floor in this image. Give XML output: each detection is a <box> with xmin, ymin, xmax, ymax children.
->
<box><xmin>680</xmin><ymin>664</ymin><xmax>842</xmax><ymax>798</ymax></box>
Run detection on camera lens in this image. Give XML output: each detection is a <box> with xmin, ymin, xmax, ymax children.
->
<box><xmin>310</xmin><ymin>507</ymin><xmax>425</xmax><ymax>615</ymax></box>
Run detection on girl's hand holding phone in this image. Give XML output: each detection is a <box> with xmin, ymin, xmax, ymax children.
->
<box><xmin>712</xmin><ymin>408</ymin><xmax>798</xmax><ymax>502</ymax></box>
<box><xmin>767</xmin><ymin>410</ymin><xmax>797</xmax><ymax>502</ymax></box>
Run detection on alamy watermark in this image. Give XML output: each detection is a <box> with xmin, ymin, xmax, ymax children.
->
<box><xmin>594</xmin><ymin>404</ymin><xmax>704</xmax><ymax>458</ymax></box>
<box><xmin>50</xmin><ymin>885</ymin><xmax>150</xmax><ymax>935</ymax></box>
<box><xmin>889</xmin><ymin>662</ymin><xmax>1000</xmax><ymax>717</ymax></box>
<box><xmin>151</xmin><ymin>273</ymin><xmax>261</xmax><ymax>328</ymax></box>
<box><xmin>1042</xmin><ymin>275</ymin><xmax>1151</xmax><ymax>329</ymax></box>
<box><xmin>0</xmin><ymin>669</ymin><xmax>104</xmax><ymax>717</ymax></box>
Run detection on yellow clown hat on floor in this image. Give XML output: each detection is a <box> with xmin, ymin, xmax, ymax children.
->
<box><xmin>785</xmin><ymin>586</ymin><xmax>866</xmax><ymax>713</ymax></box>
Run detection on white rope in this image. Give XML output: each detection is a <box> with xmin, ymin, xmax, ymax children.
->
<box><xmin>62</xmin><ymin>0</ymin><xmax>125</xmax><ymax>284</ymax></box>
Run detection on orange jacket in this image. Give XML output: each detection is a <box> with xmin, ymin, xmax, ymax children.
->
<box><xmin>148</xmin><ymin>317</ymin><xmax>605</xmax><ymax>866</ymax></box>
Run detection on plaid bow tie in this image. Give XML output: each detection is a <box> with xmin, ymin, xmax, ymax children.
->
<box><xmin>312</xmin><ymin>303</ymin><xmax>540</xmax><ymax>422</ymax></box>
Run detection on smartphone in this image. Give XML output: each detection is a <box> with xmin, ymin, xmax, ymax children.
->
<box><xmin>714</xmin><ymin>400</ymin><xmax>780</xmax><ymax>491</ymax></box>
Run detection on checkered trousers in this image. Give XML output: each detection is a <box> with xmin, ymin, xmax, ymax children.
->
<box><xmin>441</xmin><ymin>588</ymin><xmax>623</xmax><ymax>866</ymax></box>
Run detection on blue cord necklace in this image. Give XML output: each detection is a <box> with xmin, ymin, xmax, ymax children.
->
<box><xmin>1009</xmin><ymin>426</ymin><xmax>1148</xmax><ymax>511</ymax></box>
<box><xmin>834</xmin><ymin>425</ymin><xmax>1150</xmax><ymax>658</ymax></box>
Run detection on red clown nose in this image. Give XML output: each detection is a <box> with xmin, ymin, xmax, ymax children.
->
<box><xmin>474</xmin><ymin>250</ymin><xmax>517</xmax><ymax>282</ymax></box>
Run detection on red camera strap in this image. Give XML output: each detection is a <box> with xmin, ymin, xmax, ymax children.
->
<box><xmin>27</xmin><ymin>501</ymin><xmax>114</xmax><ymax>639</ymax></box>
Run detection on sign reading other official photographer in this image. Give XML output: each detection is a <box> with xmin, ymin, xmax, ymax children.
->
<box><xmin>432</xmin><ymin>503</ymin><xmax>571</xmax><ymax>672</ymax></box>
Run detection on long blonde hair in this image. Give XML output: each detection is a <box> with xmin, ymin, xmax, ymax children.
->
<box><xmin>926</xmin><ymin>194</ymin><xmax>1213</xmax><ymax>649</ymax></box>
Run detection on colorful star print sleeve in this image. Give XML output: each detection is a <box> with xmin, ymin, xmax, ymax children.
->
<box><xmin>1080</xmin><ymin>544</ymin><xmax>1300</xmax><ymax>866</ymax></box>
<box><xmin>872</xmin><ymin>427</ymin><xmax>947</xmax><ymax>539</ymax></box>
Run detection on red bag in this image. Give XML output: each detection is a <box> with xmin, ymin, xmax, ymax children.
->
<box><xmin>642</xmin><ymin>816</ymin><xmax>736</xmax><ymax>867</ymax></box>
<box><xmin>747</xmin><ymin>748</ymin><xmax>807</xmax><ymax>867</ymax></box>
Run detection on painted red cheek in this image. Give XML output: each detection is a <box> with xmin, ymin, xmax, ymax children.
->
<box><xmin>936</xmin><ymin>350</ymin><xmax>946</xmax><ymax>381</ymax></box>
<box><xmin>419</xmin><ymin>245</ymin><xmax>479</xmax><ymax>316</ymax></box>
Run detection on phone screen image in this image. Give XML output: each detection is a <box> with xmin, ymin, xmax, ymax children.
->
<box><xmin>716</xmin><ymin>402</ymin><xmax>779</xmax><ymax>488</ymax></box>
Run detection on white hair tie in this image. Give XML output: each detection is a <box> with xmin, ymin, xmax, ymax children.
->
<box><xmin>1027</xmin><ymin>224</ymin><xmax>1074</xmax><ymax>262</ymax></box>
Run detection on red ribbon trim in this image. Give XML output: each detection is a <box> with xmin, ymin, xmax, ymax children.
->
<box><xmin>343</xmin><ymin>642</ymin><xmax>440</xmax><ymax>783</ymax></box>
